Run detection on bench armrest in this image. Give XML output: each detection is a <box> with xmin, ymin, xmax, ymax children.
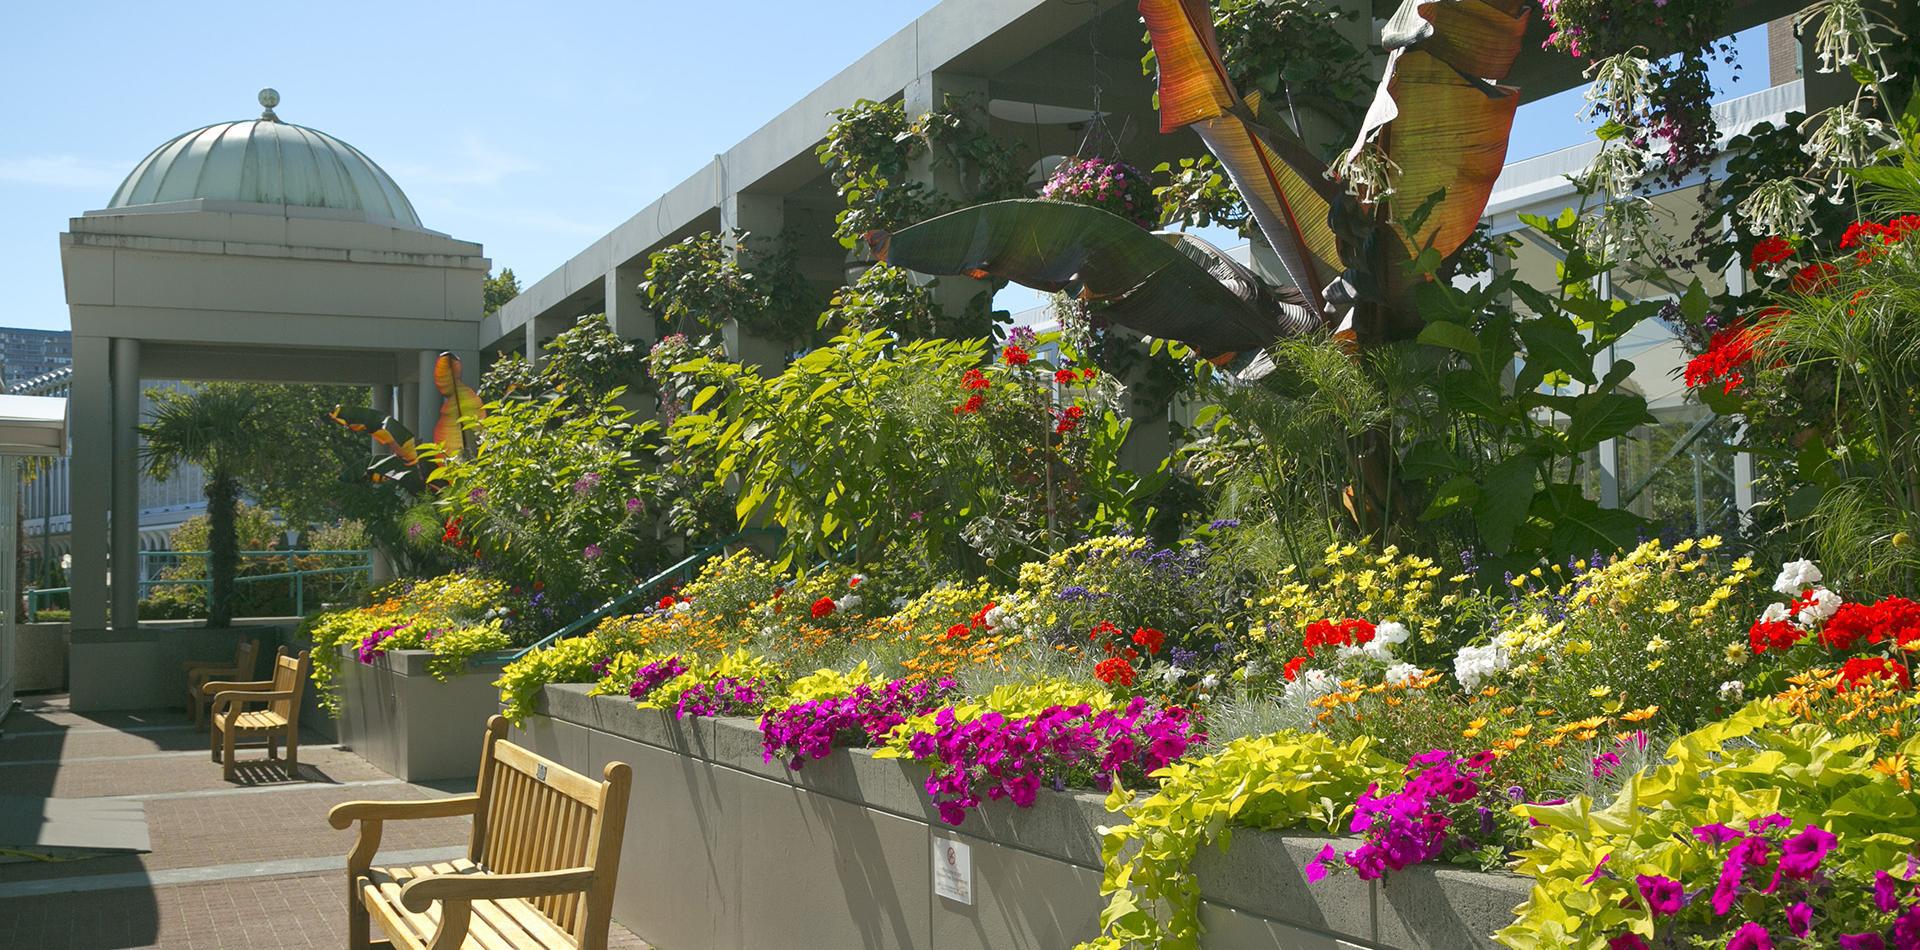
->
<box><xmin>399</xmin><ymin>867</ymin><xmax>596</xmax><ymax>912</ymax></box>
<box><xmin>200</xmin><ymin>678</ymin><xmax>271</xmax><ymax>697</ymax></box>
<box><xmin>328</xmin><ymin>794</ymin><xmax>480</xmax><ymax>830</ymax></box>
<box><xmin>212</xmin><ymin>689</ymin><xmax>294</xmax><ymax>714</ymax></box>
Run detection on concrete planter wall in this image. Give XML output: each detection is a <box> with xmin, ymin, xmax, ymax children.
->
<box><xmin>16</xmin><ymin>623</ymin><xmax>70</xmax><ymax>693</ymax></box>
<box><xmin>335</xmin><ymin>646</ymin><xmax>509</xmax><ymax>782</ymax></box>
<box><xmin>67</xmin><ymin>621</ymin><xmax>296</xmax><ymax>711</ymax></box>
<box><xmin>513</xmin><ymin>683</ymin><xmax>1527</xmax><ymax>950</ymax></box>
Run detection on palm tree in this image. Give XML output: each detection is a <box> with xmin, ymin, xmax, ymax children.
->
<box><xmin>141</xmin><ymin>386</ymin><xmax>270</xmax><ymax>628</ymax></box>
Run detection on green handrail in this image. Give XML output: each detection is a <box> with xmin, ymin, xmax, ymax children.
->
<box><xmin>27</xmin><ymin>550</ymin><xmax>377</xmax><ymax>622</ymax></box>
<box><xmin>508</xmin><ymin>531</ymin><xmax>773</xmax><ymax>660</ymax></box>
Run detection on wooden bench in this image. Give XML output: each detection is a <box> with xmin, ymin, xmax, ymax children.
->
<box><xmin>184</xmin><ymin>637</ymin><xmax>261</xmax><ymax>727</ymax></box>
<box><xmin>328</xmin><ymin>716</ymin><xmax>633</xmax><ymax>950</ymax></box>
<box><xmin>206</xmin><ymin>647</ymin><xmax>310</xmax><ymax>781</ymax></box>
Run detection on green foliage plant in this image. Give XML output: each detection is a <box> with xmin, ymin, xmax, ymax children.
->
<box><xmin>496</xmin><ymin>634</ymin><xmax>606</xmax><ymax>725</ymax></box>
<box><xmin>1079</xmin><ymin>731</ymin><xmax>1391</xmax><ymax>950</ymax></box>
<box><xmin>817</xmin><ymin>95</ymin><xmax>1024</xmax><ymax>248</ymax></box>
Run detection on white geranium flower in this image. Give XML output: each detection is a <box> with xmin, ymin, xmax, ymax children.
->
<box><xmin>1283</xmin><ymin>668</ymin><xmax>1339</xmax><ymax>706</ymax></box>
<box><xmin>1760</xmin><ymin>602</ymin><xmax>1791</xmax><ymax>624</ymax></box>
<box><xmin>1199</xmin><ymin>674</ymin><xmax>1220</xmax><ymax>691</ymax></box>
<box><xmin>1384</xmin><ymin>663</ymin><xmax>1421</xmax><ymax>685</ymax></box>
<box><xmin>1375</xmin><ymin>621</ymin><xmax>1411</xmax><ymax>645</ymax></box>
<box><xmin>1773</xmin><ymin>559</ymin><xmax>1824</xmax><ymax>595</ymax></box>
<box><xmin>1798</xmin><ymin>587</ymin><xmax>1844</xmax><ymax>624</ymax></box>
<box><xmin>1718</xmin><ymin>680</ymin><xmax>1745</xmax><ymax>703</ymax></box>
<box><xmin>836</xmin><ymin>594</ymin><xmax>862</xmax><ymax>612</ymax></box>
<box><xmin>982</xmin><ymin>605</ymin><xmax>1009</xmax><ymax>629</ymax></box>
<box><xmin>1453</xmin><ymin>643</ymin><xmax>1509</xmax><ymax>692</ymax></box>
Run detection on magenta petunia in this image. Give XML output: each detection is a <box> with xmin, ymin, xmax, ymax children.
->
<box><xmin>1305</xmin><ymin>844</ymin><xmax>1337</xmax><ymax>883</ymax></box>
<box><xmin>1726</xmin><ymin>922</ymin><xmax>1772</xmax><ymax>950</ymax></box>
<box><xmin>1606</xmin><ymin>934</ymin><xmax>1649</xmax><ymax>950</ymax></box>
<box><xmin>1878</xmin><ymin>869</ymin><xmax>1903</xmax><ymax>913</ymax></box>
<box><xmin>1634</xmin><ymin>874</ymin><xmax>1685</xmax><ymax>916</ymax></box>
<box><xmin>1838</xmin><ymin>935</ymin><xmax>1886</xmax><ymax>950</ymax></box>
<box><xmin>1786</xmin><ymin>901</ymin><xmax>1813</xmax><ymax>938</ymax></box>
<box><xmin>1778</xmin><ymin>824</ymin><xmax>1836</xmax><ymax>879</ymax></box>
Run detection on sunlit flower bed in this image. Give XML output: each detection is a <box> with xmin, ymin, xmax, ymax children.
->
<box><xmin>468</xmin><ymin>535</ymin><xmax>1920</xmax><ymax>948</ymax></box>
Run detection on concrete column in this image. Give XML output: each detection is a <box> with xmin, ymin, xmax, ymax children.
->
<box><xmin>1723</xmin><ymin>230</ymin><xmax>1757</xmax><ymax>534</ymax></box>
<box><xmin>902</xmin><ymin>72</ymin><xmax>995</xmax><ymax>322</ymax></box>
<box><xmin>69</xmin><ymin>337</ymin><xmax>111</xmax><ymax>631</ymax></box>
<box><xmin>110</xmin><ymin>339</ymin><xmax>142</xmax><ymax>631</ymax></box>
<box><xmin>720</xmin><ymin>191</ymin><xmax>791</xmax><ymax>372</ymax></box>
<box><xmin>414</xmin><ymin>349</ymin><xmax>438</xmax><ymax>444</ymax></box>
<box><xmin>524</xmin><ymin>322</ymin><xmax>542</xmax><ymax>368</ymax></box>
<box><xmin>606</xmin><ymin>264</ymin><xmax>659</xmax><ymax>419</ymax></box>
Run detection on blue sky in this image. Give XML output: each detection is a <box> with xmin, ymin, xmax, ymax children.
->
<box><xmin>0</xmin><ymin>3</ymin><xmax>1767</xmax><ymax>332</ymax></box>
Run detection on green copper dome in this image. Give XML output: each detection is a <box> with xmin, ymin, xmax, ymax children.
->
<box><xmin>107</xmin><ymin>89</ymin><xmax>422</xmax><ymax>229</ymax></box>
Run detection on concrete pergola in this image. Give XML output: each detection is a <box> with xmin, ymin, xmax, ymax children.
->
<box><xmin>59</xmin><ymin>90</ymin><xmax>489</xmax><ymax>635</ymax></box>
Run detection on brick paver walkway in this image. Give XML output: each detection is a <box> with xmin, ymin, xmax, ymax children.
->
<box><xmin>0</xmin><ymin>696</ymin><xmax>651</xmax><ymax>949</ymax></box>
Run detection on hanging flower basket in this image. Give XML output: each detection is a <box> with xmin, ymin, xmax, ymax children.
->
<box><xmin>1041</xmin><ymin>156</ymin><xmax>1159</xmax><ymax>229</ymax></box>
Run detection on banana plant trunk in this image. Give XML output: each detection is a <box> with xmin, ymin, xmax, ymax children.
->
<box><xmin>205</xmin><ymin>470</ymin><xmax>238</xmax><ymax>629</ymax></box>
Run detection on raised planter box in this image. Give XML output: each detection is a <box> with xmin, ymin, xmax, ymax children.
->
<box><xmin>335</xmin><ymin>647</ymin><xmax>509</xmax><ymax>782</ymax></box>
<box><xmin>513</xmin><ymin>683</ymin><xmax>1527</xmax><ymax>950</ymax></box>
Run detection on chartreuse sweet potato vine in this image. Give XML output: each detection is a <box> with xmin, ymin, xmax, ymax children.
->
<box><xmin>1498</xmin><ymin>699</ymin><xmax>1920</xmax><ymax>949</ymax></box>
<box><xmin>1077</xmin><ymin>732</ymin><xmax>1392</xmax><ymax>950</ymax></box>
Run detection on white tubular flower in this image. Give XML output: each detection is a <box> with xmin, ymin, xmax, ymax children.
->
<box><xmin>1199</xmin><ymin>674</ymin><xmax>1220</xmax><ymax>691</ymax></box>
<box><xmin>1739</xmin><ymin>179</ymin><xmax>1815</xmax><ymax>238</ymax></box>
<box><xmin>1718</xmin><ymin>680</ymin><xmax>1745</xmax><ymax>703</ymax></box>
<box><xmin>1581</xmin><ymin>53</ymin><xmax>1654</xmax><ymax>124</ymax></box>
<box><xmin>1801</xmin><ymin>107</ymin><xmax>1893</xmax><ymax>197</ymax></box>
<box><xmin>1803</xmin><ymin>0</ymin><xmax>1890</xmax><ymax>80</ymax></box>
<box><xmin>1773</xmin><ymin>559</ymin><xmax>1824</xmax><ymax>596</ymax></box>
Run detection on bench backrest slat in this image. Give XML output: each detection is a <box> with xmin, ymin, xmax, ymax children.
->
<box><xmin>467</xmin><ymin>716</ymin><xmax>632</xmax><ymax>949</ymax></box>
<box><xmin>269</xmin><ymin>650</ymin><xmax>309</xmax><ymax>725</ymax></box>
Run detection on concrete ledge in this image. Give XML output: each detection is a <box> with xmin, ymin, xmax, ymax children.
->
<box><xmin>334</xmin><ymin>647</ymin><xmax>510</xmax><ymax>782</ymax></box>
<box><xmin>519</xmin><ymin>684</ymin><xmax>1525</xmax><ymax>950</ymax></box>
<box><xmin>17</xmin><ymin>623</ymin><xmax>70</xmax><ymax>693</ymax></box>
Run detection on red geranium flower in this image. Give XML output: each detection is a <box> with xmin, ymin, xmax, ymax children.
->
<box><xmin>1838</xmin><ymin>656</ymin><xmax>1911</xmax><ymax>691</ymax></box>
<box><xmin>1684</xmin><ymin>321</ymin><xmax>1774</xmax><ymax>395</ymax></box>
<box><xmin>657</xmin><ymin>594</ymin><xmax>679</xmax><ymax>610</ymax></box>
<box><xmin>810</xmin><ymin>596</ymin><xmax>836</xmax><ymax>619</ymax></box>
<box><xmin>1749</xmin><ymin>619</ymin><xmax>1804</xmax><ymax>655</ymax></box>
<box><xmin>1283</xmin><ymin>656</ymin><xmax>1309</xmax><ymax>682</ymax></box>
<box><xmin>1821</xmin><ymin>597</ymin><xmax>1920</xmax><ymax>651</ymax></box>
<box><xmin>1748</xmin><ymin>236</ymin><xmax>1793</xmax><ymax>270</ymax></box>
<box><xmin>944</xmin><ymin>623</ymin><xmax>969</xmax><ymax>641</ymax></box>
<box><xmin>961</xmin><ymin>368</ymin><xmax>990</xmax><ymax>391</ymax></box>
<box><xmin>1081</xmin><ymin>367</ymin><xmax>1098</xmax><ymax>381</ymax></box>
<box><xmin>1094</xmin><ymin>656</ymin><xmax>1137</xmax><ymax>687</ymax></box>
<box><xmin>1055</xmin><ymin>368</ymin><xmax>1078</xmax><ymax>385</ymax></box>
<box><xmin>953</xmin><ymin>394</ymin><xmax>985</xmax><ymax>415</ymax></box>
<box><xmin>1054</xmin><ymin>404</ymin><xmax>1086</xmax><ymax>434</ymax></box>
<box><xmin>1790</xmin><ymin>262</ymin><xmax>1839</xmax><ymax>294</ymax></box>
<box><xmin>1002</xmin><ymin>345</ymin><xmax>1031</xmax><ymax>366</ymax></box>
<box><xmin>1302</xmin><ymin>617</ymin><xmax>1377</xmax><ymax>656</ymax></box>
<box><xmin>1132</xmin><ymin>627</ymin><xmax>1166</xmax><ymax>655</ymax></box>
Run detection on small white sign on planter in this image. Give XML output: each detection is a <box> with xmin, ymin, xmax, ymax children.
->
<box><xmin>932</xmin><ymin>836</ymin><xmax>972</xmax><ymax>905</ymax></box>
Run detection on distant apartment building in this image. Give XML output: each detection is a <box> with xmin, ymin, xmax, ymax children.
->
<box><xmin>0</xmin><ymin>327</ymin><xmax>73</xmax><ymax>390</ymax></box>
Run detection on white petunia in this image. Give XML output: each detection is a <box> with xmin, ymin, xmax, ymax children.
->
<box><xmin>1773</xmin><ymin>559</ymin><xmax>1824</xmax><ymax>596</ymax></box>
<box><xmin>1718</xmin><ymin>680</ymin><xmax>1745</xmax><ymax>703</ymax></box>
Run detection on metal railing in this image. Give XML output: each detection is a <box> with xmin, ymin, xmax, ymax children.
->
<box><xmin>508</xmin><ymin>531</ymin><xmax>775</xmax><ymax>660</ymax></box>
<box><xmin>25</xmin><ymin>549</ymin><xmax>375</xmax><ymax>622</ymax></box>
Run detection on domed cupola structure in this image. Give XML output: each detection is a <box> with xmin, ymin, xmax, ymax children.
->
<box><xmin>63</xmin><ymin>88</ymin><xmax>489</xmax><ymax>635</ymax></box>
<box><xmin>104</xmin><ymin>89</ymin><xmax>422</xmax><ymax>229</ymax></box>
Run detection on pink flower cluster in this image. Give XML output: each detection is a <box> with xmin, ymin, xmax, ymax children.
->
<box><xmin>757</xmin><ymin>677</ymin><xmax>960</xmax><ymax>769</ymax></box>
<box><xmin>627</xmin><ymin>656</ymin><xmax>689</xmax><ymax>701</ymax></box>
<box><xmin>1040</xmin><ymin>156</ymin><xmax>1158</xmax><ymax>230</ymax></box>
<box><xmin>356</xmin><ymin>624</ymin><xmax>409</xmax><ymax>664</ymax></box>
<box><xmin>1603</xmin><ymin>815</ymin><xmax>1920</xmax><ymax>949</ymax></box>
<box><xmin>1308</xmin><ymin>749</ymin><xmax>1497</xmax><ymax>881</ymax></box>
<box><xmin>673</xmin><ymin>676</ymin><xmax>767</xmax><ymax>719</ymax></box>
<box><xmin>897</xmin><ymin>697</ymin><xmax>1204</xmax><ymax>826</ymax></box>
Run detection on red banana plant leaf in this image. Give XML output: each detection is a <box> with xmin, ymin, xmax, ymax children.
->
<box><xmin>1347</xmin><ymin>0</ymin><xmax>1530</xmax><ymax>262</ymax></box>
<box><xmin>1139</xmin><ymin>0</ymin><xmax>1343</xmax><ymax>315</ymax></box>
<box><xmin>329</xmin><ymin>406</ymin><xmax>419</xmax><ymax>467</ymax></box>
<box><xmin>431</xmin><ymin>351</ymin><xmax>485</xmax><ymax>459</ymax></box>
<box><xmin>865</xmin><ymin>200</ymin><xmax>1311</xmax><ymax>361</ymax></box>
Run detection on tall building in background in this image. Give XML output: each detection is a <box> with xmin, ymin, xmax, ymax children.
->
<box><xmin>0</xmin><ymin>327</ymin><xmax>73</xmax><ymax>389</ymax></box>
